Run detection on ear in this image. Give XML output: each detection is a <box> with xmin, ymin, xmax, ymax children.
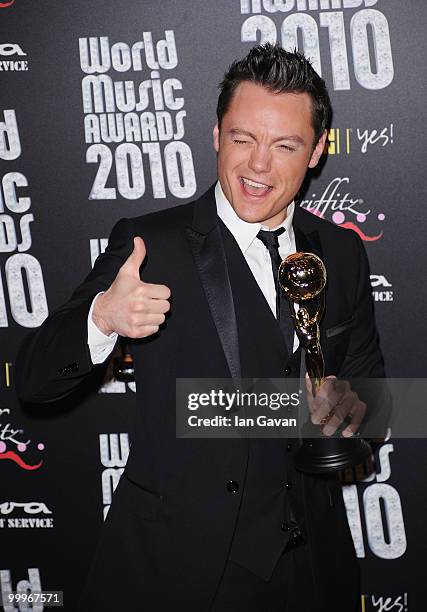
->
<box><xmin>213</xmin><ymin>123</ymin><xmax>220</xmax><ymax>153</ymax></box>
<box><xmin>308</xmin><ymin>130</ymin><xmax>327</xmax><ymax>169</ymax></box>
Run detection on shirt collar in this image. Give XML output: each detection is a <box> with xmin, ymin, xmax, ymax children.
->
<box><xmin>215</xmin><ymin>181</ymin><xmax>295</xmax><ymax>254</ymax></box>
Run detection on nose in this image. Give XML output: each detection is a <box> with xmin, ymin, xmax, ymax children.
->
<box><xmin>248</xmin><ymin>144</ymin><xmax>271</xmax><ymax>174</ymax></box>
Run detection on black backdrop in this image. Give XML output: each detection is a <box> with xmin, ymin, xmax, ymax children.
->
<box><xmin>1</xmin><ymin>1</ymin><xmax>427</xmax><ymax>610</ymax></box>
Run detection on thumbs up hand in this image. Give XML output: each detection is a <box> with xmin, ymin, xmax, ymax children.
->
<box><xmin>92</xmin><ymin>237</ymin><xmax>171</xmax><ymax>338</ymax></box>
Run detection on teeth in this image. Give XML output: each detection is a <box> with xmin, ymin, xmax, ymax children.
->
<box><xmin>241</xmin><ymin>177</ymin><xmax>270</xmax><ymax>189</ymax></box>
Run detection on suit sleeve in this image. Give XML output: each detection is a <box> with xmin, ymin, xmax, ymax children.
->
<box><xmin>15</xmin><ymin>217</ymin><xmax>136</xmax><ymax>404</ymax></box>
<box><xmin>338</xmin><ymin>233</ymin><xmax>391</xmax><ymax>437</ymax></box>
<box><xmin>339</xmin><ymin>233</ymin><xmax>384</xmax><ymax>378</ymax></box>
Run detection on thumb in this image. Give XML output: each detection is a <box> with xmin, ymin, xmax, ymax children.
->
<box><xmin>305</xmin><ymin>372</ymin><xmax>313</xmax><ymax>395</ymax></box>
<box><xmin>121</xmin><ymin>236</ymin><xmax>146</xmax><ymax>278</ymax></box>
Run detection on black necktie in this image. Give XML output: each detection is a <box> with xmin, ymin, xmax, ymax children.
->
<box><xmin>257</xmin><ymin>228</ymin><xmax>294</xmax><ymax>356</ymax></box>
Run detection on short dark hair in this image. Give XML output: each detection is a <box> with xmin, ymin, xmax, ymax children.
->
<box><xmin>217</xmin><ymin>43</ymin><xmax>331</xmax><ymax>145</ymax></box>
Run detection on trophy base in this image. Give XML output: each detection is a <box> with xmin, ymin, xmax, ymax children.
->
<box><xmin>294</xmin><ymin>437</ymin><xmax>372</xmax><ymax>474</ymax></box>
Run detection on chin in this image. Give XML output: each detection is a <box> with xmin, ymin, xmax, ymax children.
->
<box><xmin>234</xmin><ymin>201</ymin><xmax>274</xmax><ymax>223</ymax></box>
<box><xmin>232</xmin><ymin>207</ymin><xmax>262</xmax><ymax>224</ymax></box>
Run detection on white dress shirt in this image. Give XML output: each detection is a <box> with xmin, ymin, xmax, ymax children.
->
<box><xmin>87</xmin><ymin>181</ymin><xmax>298</xmax><ymax>364</ymax></box>
<box><xmin>87</xmin><ymin>294</ymin><xmax>118</xmax><ymax>364</ymax></box>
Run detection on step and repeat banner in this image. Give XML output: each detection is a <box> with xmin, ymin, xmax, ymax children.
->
<box><xmin>1</xmin><ymin>1</ymin><xmax>426</xmax><ymax>610</ymax></box>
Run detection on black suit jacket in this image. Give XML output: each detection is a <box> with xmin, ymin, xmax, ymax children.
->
<box><xmin>16</xmin><ymin>186</ymin><xmax>386</xmax><ymax>611</ymax></box>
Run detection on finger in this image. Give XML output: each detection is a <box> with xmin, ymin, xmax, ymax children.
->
<box><xmin>120</xmin><ymin>237</ymin><xmax>146</xmax><ymax>278</ymax></box>
<box><xmin>333</xmin><ymin>378</ymin><xmax>350</xmax><ymax>403</ymax></box>
<box><xmin>305</xmin><ymin>374</ymin><xmax>338</xmax><ymax>397</ymax></box>
<box><xmin>304</xmin><ymin>374</ymin><xmax>315</xmax><ymax>414</ymax></box>
<box><xmin>125</xmin><ymin>324</ymin><xmax>159</xmax><ymax>339</ymax></box>
<box><xmin>316</xmin><ymin>377</ymin><xmax>347</xmax><ymax>405</ymax></box>
<box><xmin>132</xmin><ymin>298</ymin><xmax>170</xmax><ymax>315</ymax></box>
<box><xmin>141</xmin><ymin>283</ymin><xmax>171</xmax><ymax>300</ymax></box>
<box><xmin>321</xmin><ymin>393</ymin><xmax>357</xmax><ymax>436</ymax></box>
<box><xmin>311</xmin><ymin>379</ymin><xmax>349</xmax><ymax>425</ymax></box>
<box><xmin>306</xmin><ymin>374</ymin><xmax>334</xmax><ymax>420</ymax></box>
<box><xmin>305</xmin><ymin>373</ymin><xmax>313</xmax><ymax>395</ymax></box>
<box><xmin>138</xmin><ymin>313</ymin><xmax>166</xmax><ymax>326</ymax></box>
<box><xmin>342</xmin><ymin>401</ymin><xmax>367</xmax><ymax>437</ymax></box>
<box><xmin>129</xmin><ymin>312</ymin><xmax>166</xmax><ymax>328</ymax></box>
<box><xmin>321</xmin><ymin>405</ymin><xmax>346</xmax><ymax>436</ymax></box>
<box><xmin>148</xmin><ymin>298</ymin><xmax>171</xmax><ymax>314</ymax></box>
<box><xmin>310</xmin><ymin>383</ymin><xmax>337</xmax><ymax>424</ymax></box>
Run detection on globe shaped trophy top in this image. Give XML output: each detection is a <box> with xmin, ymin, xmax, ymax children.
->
<box><xmin>279</xmin><ymin>252</ymin><xmax>326</xmax><ymax>302</ymax></box>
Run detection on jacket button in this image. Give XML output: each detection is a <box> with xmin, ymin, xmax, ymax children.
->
<box><xmin>286</xmin><ymin>443</ymin><xmax>292</xmax><ymax>452</ymax></box>
<box><xmin>285</xmin><ymin>482</ymin><xmax>292</xmax><ymax>490</ymax></box>
<box><xmin>226</xmin><ymin>480</ymin><xmax>239</xmax><ymax>494</ymax></box>
<box><xmin>281</xmin><ymin>521</ymin><xmax>290</xmax><ymax>532</ymax></box>
<box><xmin>284</xmin><ymin>367</ymin><xmax>291</xmax><ymax>376</ymax></box>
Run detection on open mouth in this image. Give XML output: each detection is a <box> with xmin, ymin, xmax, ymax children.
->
<box><xmin>240</xmin><ymin>176</ymin><xmax>273</xmax><ymax>197</ymax></box>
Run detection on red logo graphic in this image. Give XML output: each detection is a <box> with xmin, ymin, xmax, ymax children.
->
<box><xmin>338</xmin><ymin>221</ymin><xmax>383</xmax><ymax>242</ymax></box>
<box><xmin>0</xmin><ymin>0</ymin><xmax>16</xmax><ymax>7</ymax></box>
<box><xmin>0</xmin><ymin>450</ymin><xmax>42</xmax><ymax>470</ymax></box>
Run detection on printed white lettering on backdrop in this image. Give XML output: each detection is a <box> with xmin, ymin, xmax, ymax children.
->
<box><xmin>79</xmin><ymin>32</ymin><xmax>197</xmax><ymax>201</ymax></box>
<box><xmin>0</xmin><ymin>501</ymin><xmax>52</xmax><ymax>515</ymax></box>
<box><xmin>370</xmin><ymin>593</ymin><xmax>408</xmax><ymax>612</ymax></box>
<box><xmin>0</xmin><ymin>44</ymin><xmax>26</xmax><ymax>57</ymax></box>
<box><xmin>0</xmin><ymin>110</ymin><xmax>48</xmax><ymax>328</ymax></box>
<box><xmin>0</xmin><ymin>43</ymin><xmax>29</xmax><ymax>72</ymax></box>
<box><xmin>357</xmin><ymin>124</ymin><xmax>394</xmax><ymax>154</ymax></box>
<box><xmin>99</xmin><ymin>433</ymin><xmax>130</xmax><ymax>520</ymax></box>
<box><xmin>370</xmin><ymin>274</ymin><xmax>393</xmax><ymax>302</ymax></box>
<box><xmin>343</xmin><ymin>443</ymin><xmax>407</xmax><ymax>559</ymax></box>
<box><xmin>239</xmin><ymin>1</ymin><xmax>394</xmax><ymax>91</ymax></box>
<box><xmin>0</xmin><ymin>568</ymin><xmax>44</xmax><ymax>612</ymax></box>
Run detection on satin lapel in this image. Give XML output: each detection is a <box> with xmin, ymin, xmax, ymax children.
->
<box><xmin>185</xmin><ymin>188</ymin><xmax>241</xmax><ymax>379</ymax></box>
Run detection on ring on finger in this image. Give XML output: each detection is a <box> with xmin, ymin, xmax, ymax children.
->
<box><xmin>320</xmin><ymin>407</ymin><xmax>336</xmax><ymax>426</ymax></box>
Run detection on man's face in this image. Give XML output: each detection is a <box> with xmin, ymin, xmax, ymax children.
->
<box><xmin>213</xmin><ymin>82</ymin><xmax>327</xmax><ymax>228</ymax></box>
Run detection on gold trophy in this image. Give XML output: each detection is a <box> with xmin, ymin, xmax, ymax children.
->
<box><xmin>279</xmin><ymin>252</ymin><xmax>372</xmax><ymax>473</ymax></box>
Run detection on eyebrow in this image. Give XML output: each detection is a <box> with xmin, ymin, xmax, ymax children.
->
<box><xmin>229</xmin><ymin>128</ymin><xmax>305</xmax><ymax>146</ymax></box>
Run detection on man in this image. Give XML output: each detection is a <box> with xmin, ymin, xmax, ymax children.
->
<box><xmin>16</xmin><ymin>45</ymin><xmax>386</xmax><ymax>611</ymax></box>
